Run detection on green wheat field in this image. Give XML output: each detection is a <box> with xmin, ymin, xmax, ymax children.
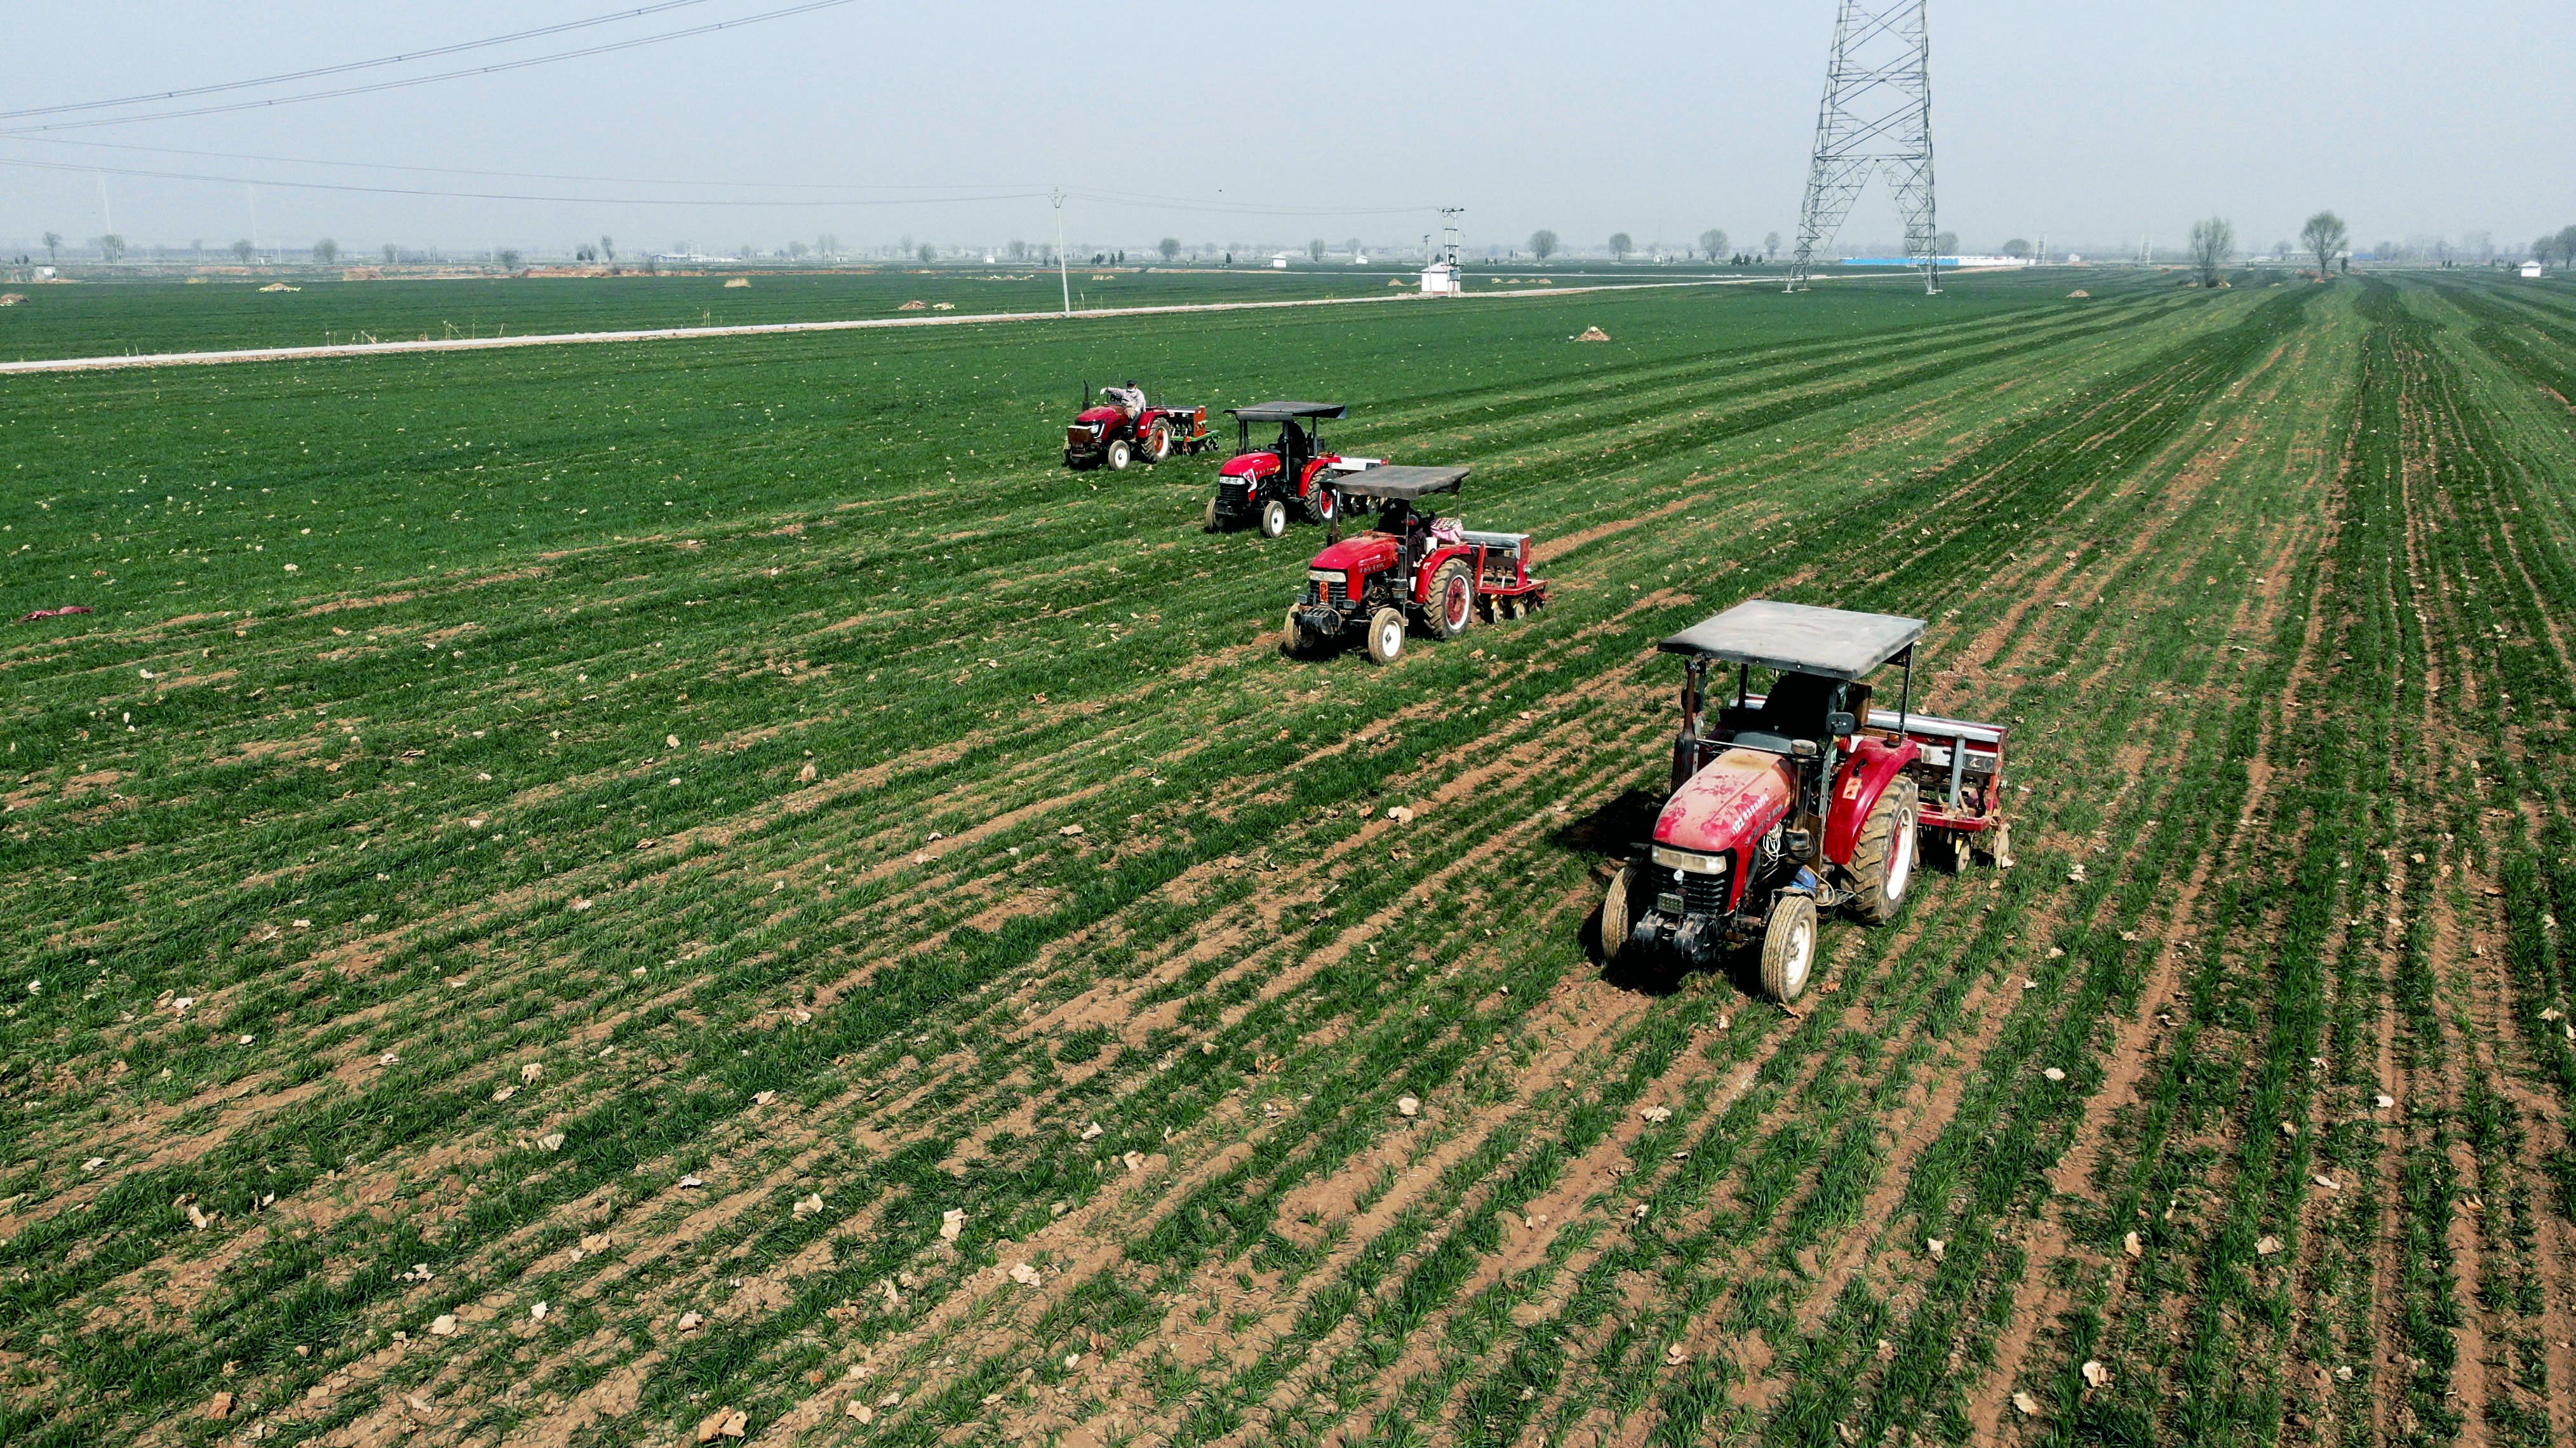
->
<box><xmin>6</xmin><ymin>267</ymin><xmax>2576</xmax><ymax>1447</ymax></box>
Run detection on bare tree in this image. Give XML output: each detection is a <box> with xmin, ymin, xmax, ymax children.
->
<box><xmin>96</xmin><ymin>234</ymin><xmax>126</xmax><ymax>264</ymax></box>
<box><xmin>1763</xmin><ymin>231</ymin><xmax>1781</xmax><ymax>261</ymax></box>
<box><xmin>231</xmin><ymin>239</ymin><xmax>255</xmax><ymax>264</ymax></box>
<box><xmin>916</xmin><ymin>243</ymin><xmax>935</xmax><ymax>264</ymax></box>
<box><xmin>41</xmin><ymin>231</ymin><xmax>60</xmax><ymax>266</ymax></box>
<box><xmin>1308</xmin><ymin>238</ymin><xmax>1327</xmax><ymax>262</ymax></box>
<box><xmin>599</xmin><ymin>236</ymin><xmax>615</xmax><ymax>262</ymax></box>
<box><xmin>1158</xmin><ymin>237</ymin><xmax>1181</xmax><ymax>262</ymax></box>
<box><xmin>2559</xmin><ymin>225</ymin><xmax>2576</xmax><ymax>271</ymax></box>
<box><xmin>2001</xmin><ymin>238</ymin><xmax>2032</xmax><ymax>258</ymax></box>
<box><xmin>1528</xmin><ymin>229</ymin><xmax>1558</xmax><ymax>261</ymax></box>
<box><xmin>1608</xmin><ymin>232</ymin><xmax>1633</xmax><ymax>261</ymax></box>
<box><xmin>2187</xmin><ymin>217</ymin><xmax>2234</xmax><ymax>285</ymax></box>
<box><xmin>1934</xmin><ymin>230</ymin><xmax>1958</xmax><ymax>256</ymax></box>
<box><xmin>383</xmin><ymin>243</ymin><xmax>398</xmax><ymax>265</ymax></box>
<box><xmin>2300</xmin><ymin>211</ymin><xmax>2348</xmax><ymax>276</ymax></box>
<box><xmin>1698</xmin><ymin>228</ymin><xmax>1727</xmax><ymax>261</ymax></box>
<box><xmin>495</xmin><ymin>248</ymin><xmax>521</xmax><ymax>272</ymax></box>
<box><xmin>312</xmin><ymin>238</ymin><xmax>338</xmax><ymax>266</ymax></box>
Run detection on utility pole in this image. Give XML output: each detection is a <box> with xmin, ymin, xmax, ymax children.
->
<box><xmin>247</xmin><ymin>184</ymin><xmax>261</xmax><ymax>262</ymax></box>
<box><xmin>1050</xmin><ymin>189</ymin><xmax>1071</xmax><ymax>317</ymax></box>
<box><xmin>1787</xmin><ymin>0</ymin><xmax>1939</xmax><ymax>295</ymax></box>
<box><xmin>98</xmin><ymin>175</ymin><xmax>113</xmax><ymax>236</ymax></box>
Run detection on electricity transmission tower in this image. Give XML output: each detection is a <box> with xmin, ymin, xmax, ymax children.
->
<box><xmin>1785</xmin><ymin>0</ymin><xmax>1939</xmax><ymax>295</ymax></box>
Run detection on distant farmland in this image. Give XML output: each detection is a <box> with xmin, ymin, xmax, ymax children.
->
<box><xmin>5</xmin><ymin>271</ymin><xmax>2575</xmax><ymax>1446</ymax></box>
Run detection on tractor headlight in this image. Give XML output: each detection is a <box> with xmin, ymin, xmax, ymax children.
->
<box><xmin>1651</xmin><ymin>845</ymin><xmax>1730</xmax><ymax>876</ymax></box>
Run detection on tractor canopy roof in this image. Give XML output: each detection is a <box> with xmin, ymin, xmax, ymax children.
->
<box><xmin>1657</xmin><ymin>598</ymin><xmax>1926</xmax><ymax>680</ymax></box>
<box><xmin>1227</xmin><ymin>401</ymin><xmax>1348</xmax><ymax>422</ymax></box>
<box><xmin>1335</xmin><ymin>464</ymin><xmax>1470</xmax><ymax>501</ymax></box>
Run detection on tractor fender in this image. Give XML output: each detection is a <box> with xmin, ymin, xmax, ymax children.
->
<box><xmin>1296</xmin><ymin>458</ymin><xmax>1340</xmax><ymax>498</ymax></box>
<box><xmin>1823</xmin><ymin>737</ymin><xmax>1921</xmax><ymax>867</ymax></box>
<box><xmin>1411</xmin><ymin>544</ymin><xmax>1477</xmax><ymax>604</ymax></box>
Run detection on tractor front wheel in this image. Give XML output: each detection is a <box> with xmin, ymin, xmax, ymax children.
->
<box><xmin>1258</xmin><ymin>499</ymin><xmax>1291</xmax><ymax>539</ymax></box>
<box><xmin>1427</xmin><ymin>559</ymin><xmax>1473</xmax><ymax>640</ymax></box>
<box><xmin>1106</xmin><ymin>438</ymin><xmax>1135</xmax><ymax>472</ymax></box>
<box><xmin>1282</xmin><ymin>606</ymin><xmax>1322</xmax><ymax>658</ymax></box>
<box><xmin>1848</xmin><ymin>775</ymin><xmax>1919</xmax><ymax>925</ymax></box>
<box><xmin>1759</xmin><ymin>894</ymin><xmax>1819</xmax><ymax>1002</ymax></box>
<box><xmin>1599</xmin><ymin>861</ymin><xmax>1636</xmax><ymax>963</ymax></box>
<box><xmin>1364</xmin><ymin>607</ymin><xmax>1406</xmax><ymax>666</ymax></box>
<box><xmin>1203</xmin><ymin>496</ymin><xmax>1222</xmax><ymax>532</ymax></box>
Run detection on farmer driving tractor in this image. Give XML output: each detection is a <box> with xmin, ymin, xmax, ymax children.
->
<box><xmin>1103</xmin><ymin>380</ymin><xmax>1148</xmax><ymax>419</ymax></box>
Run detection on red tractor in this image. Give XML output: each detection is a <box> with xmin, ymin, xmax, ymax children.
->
<box><xmin>1282</xmin><ymin>465</ymin><xmax>1550</xmax><ymax>664</ymax></box>
<box><xmin>1063</xmin><ymin>384</ymin><xmax>1214</xmax><ymax>471</ymax></box>
<box><xmin>1207</xmin><ymin>401</ymin><xmax>1383</xmax><ymax>537</ymax></box>
<box><xmin>1599</xmin><ymin>599</ymin><xmax>2012</xmax><ymax>1001</ymax></box>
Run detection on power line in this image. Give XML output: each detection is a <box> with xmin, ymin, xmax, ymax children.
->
<box><xmin>0</xmin><ymin>1</ymin><xmax>721</xmax><ymax>121</ymax></box>
<box><xmin>0</xmin><ymin>0</ymin><xmax>864</xmax><ymax>136</ymax></box>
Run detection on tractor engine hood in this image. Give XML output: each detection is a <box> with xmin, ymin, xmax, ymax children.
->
<box><xmin>1307</xmin><ymin>533</ymin><xmax>1399</xmax><ymax>575</ymax></box>
<box><xmin>1221</xmin><ymin>452</ymin><xmax>1280</xmax><ymax>479</ymax></box>
<box><xmin>1075</xmin><ymin>405</ymin><xmax>1124</xmax><ymax>426</ymax></box>
<box><xmin>1654</xmin><ymin>747</ymin><xmax>1797</xmax><ymax>855</ymax></box>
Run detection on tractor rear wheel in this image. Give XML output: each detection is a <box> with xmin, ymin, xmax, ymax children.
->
<box><xmin>1258</xmin><ymin>499</ymin><xmax>1291</xmax><ymax>539</ymax></box>
<box><xmin>1848</xmin><ymin>775</ymin><xmax>1919</xmax><ymax>925</ymax></box>
<box><xmin>1143</xmin><ymin>423</ymin><xmax>1173</xmax><ymax>463</ymax></box>
<box><xmin>1599</xmin><ymin>861</ymin><xmax>1637</xmax><ymax>963</ymax></box>
<box><xmin>1364</xmin><ymin>607</ymin><xmax>1406</xmax><ymax>665</ymax></box>
<box><xmin>1305</xmin><ymin>485</ymin><xmax>1338</xmax><ymax>526</ymax></box>
<box><xmin>1758</xmin><ymin>893</ymin><xmax>1819</xmax><ymax>1002</ymax></box>
<box><xmin>1427</xmin><ymin>559</ymin><xmax>1473</xmax><ymax>640</ymax></box>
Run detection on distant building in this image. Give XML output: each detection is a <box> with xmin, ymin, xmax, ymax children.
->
<box><xmin>2522</xmin><ymin>259</ymin><xmax>2547</xmax><ymax>279</ymax></box>
<box><xmin>1419</xmin><ymin>261</ymin><xmax>1462</xmax><ymax>295</ymax></box>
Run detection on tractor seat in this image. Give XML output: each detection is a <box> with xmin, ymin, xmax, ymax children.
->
<box><xmin>1722</xmin><ymin>730</ymin><xmax>1801</xmax><ymax>756</ymax></box>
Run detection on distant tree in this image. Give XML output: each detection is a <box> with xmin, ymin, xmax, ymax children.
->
<box><xmin>97</xmin><ymin>234</ymin><xmax>126</xmax><ymax>264</ymax></box>
<box><xmin>1763</xmin><ymin>231</ymin><xmax>1781</xmax><ymax>260</ymax></box>
<box><xmin>2300</xmin><ymin>211</ymin><xmax>2348</xmax><ymax>276</ymax></box>
<box><xmin>1007</xmin><ymin>239</ymin><xmax>1028</xmax><ymax>261</ymax></box>
<box><xmin>2000</xmin><ymin>238</ymin><xmax>2032</xmax><ymax>258</ymax></box>
<box><xmin>42</xmin><ymin>231</ymin><xmax>61</xmax><ymax>266</ymax></box>
<box><xmin>231</xmin><ymin>239</ymin><xmax>255</xmax><ymax>264</ymax></box>
<box><xmin>2187</xmin><ymin>217</ymin><xmax>2234</xmax><ymax>286</ymax></box>
<box><xmin>312</xmin><ymin>238</ymin><xmax>338</xmax><ymax>266</ymax></box>
<box><xmin>495</xmin><ymin>248</ymin><xmax>522</xmax><ymax>272</ymax></box>
<box><xmin>2559</xmin><ymin>225</ymin><xmax>2576</xmax><ymax>271</ymax></box>
<box><xmin>1528</xmin><ymin>229</ymin><xmax>1559</xmax><ymax>261</ymax></box>
<box><xmin>812</xmin><ymin>234</ymin><xmax>833</xmax><ymax>260</ymax></box>
<box><xmin>2460</xmin><ymin>230</ymin><xmax>2491</xmax><ymax>265</ymax></box>
<box><xmin>1933</xmin><ymin>230</ymin><xmax>1958</xmax><ymax>256</ymax></box>
<box><xmin>787</xmin><ymin>240</ymin><xmax>810</xmax><ymax>260</ymax></box>
<box><xmin>1607</xmin><ymin>232</ymin><xmax>1633</xmax><ymax>261</ymax></box>
<box><xmin>916</xmin><ymin>243</ymin><xmax>935</xmax><ymax>264</ymax></box>
<box><xmin>1308</xmin><ymin>238</ymin><xmax>1327</xmax><ymax>262</ymax></box>
<box><xmin>2271</xmin><ymin>240</ymin><xmax>2293</xmax><ymax>260</ymax></box>
<box><xmin>1698</xmin><ymin>228</ymin><xmax>1727</xmax><ymax>261</ymax></box>
<box><xmin>383</xmin><ymin>243</ymin><xmax>398</xmax><ymax>264</ymax></box>
<box><xmin>1343</xmin><ymin>237</ymin><xmax>1362</xmax><ymax>258</ymax></box>
<box><xmin>1158</xmin><ymin>237</ymin><xmax>1181</xmax><ymax>262</ymax></box>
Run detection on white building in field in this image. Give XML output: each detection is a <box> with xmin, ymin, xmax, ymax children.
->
<box><xmin>2523</xmin><ymin>259</ymin><xmax>2547</xmax><ymax>279</ymax></box>
<box><xmin>1419</xmin><ymin>261</ymin><xmax>1461</xmax><ymax>295</ymax></box>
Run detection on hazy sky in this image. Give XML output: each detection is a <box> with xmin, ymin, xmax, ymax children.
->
<box><xmin>3</xmin><ymin>1</ymin><xmax>2570</xmax><ymax>259</ymax></box>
